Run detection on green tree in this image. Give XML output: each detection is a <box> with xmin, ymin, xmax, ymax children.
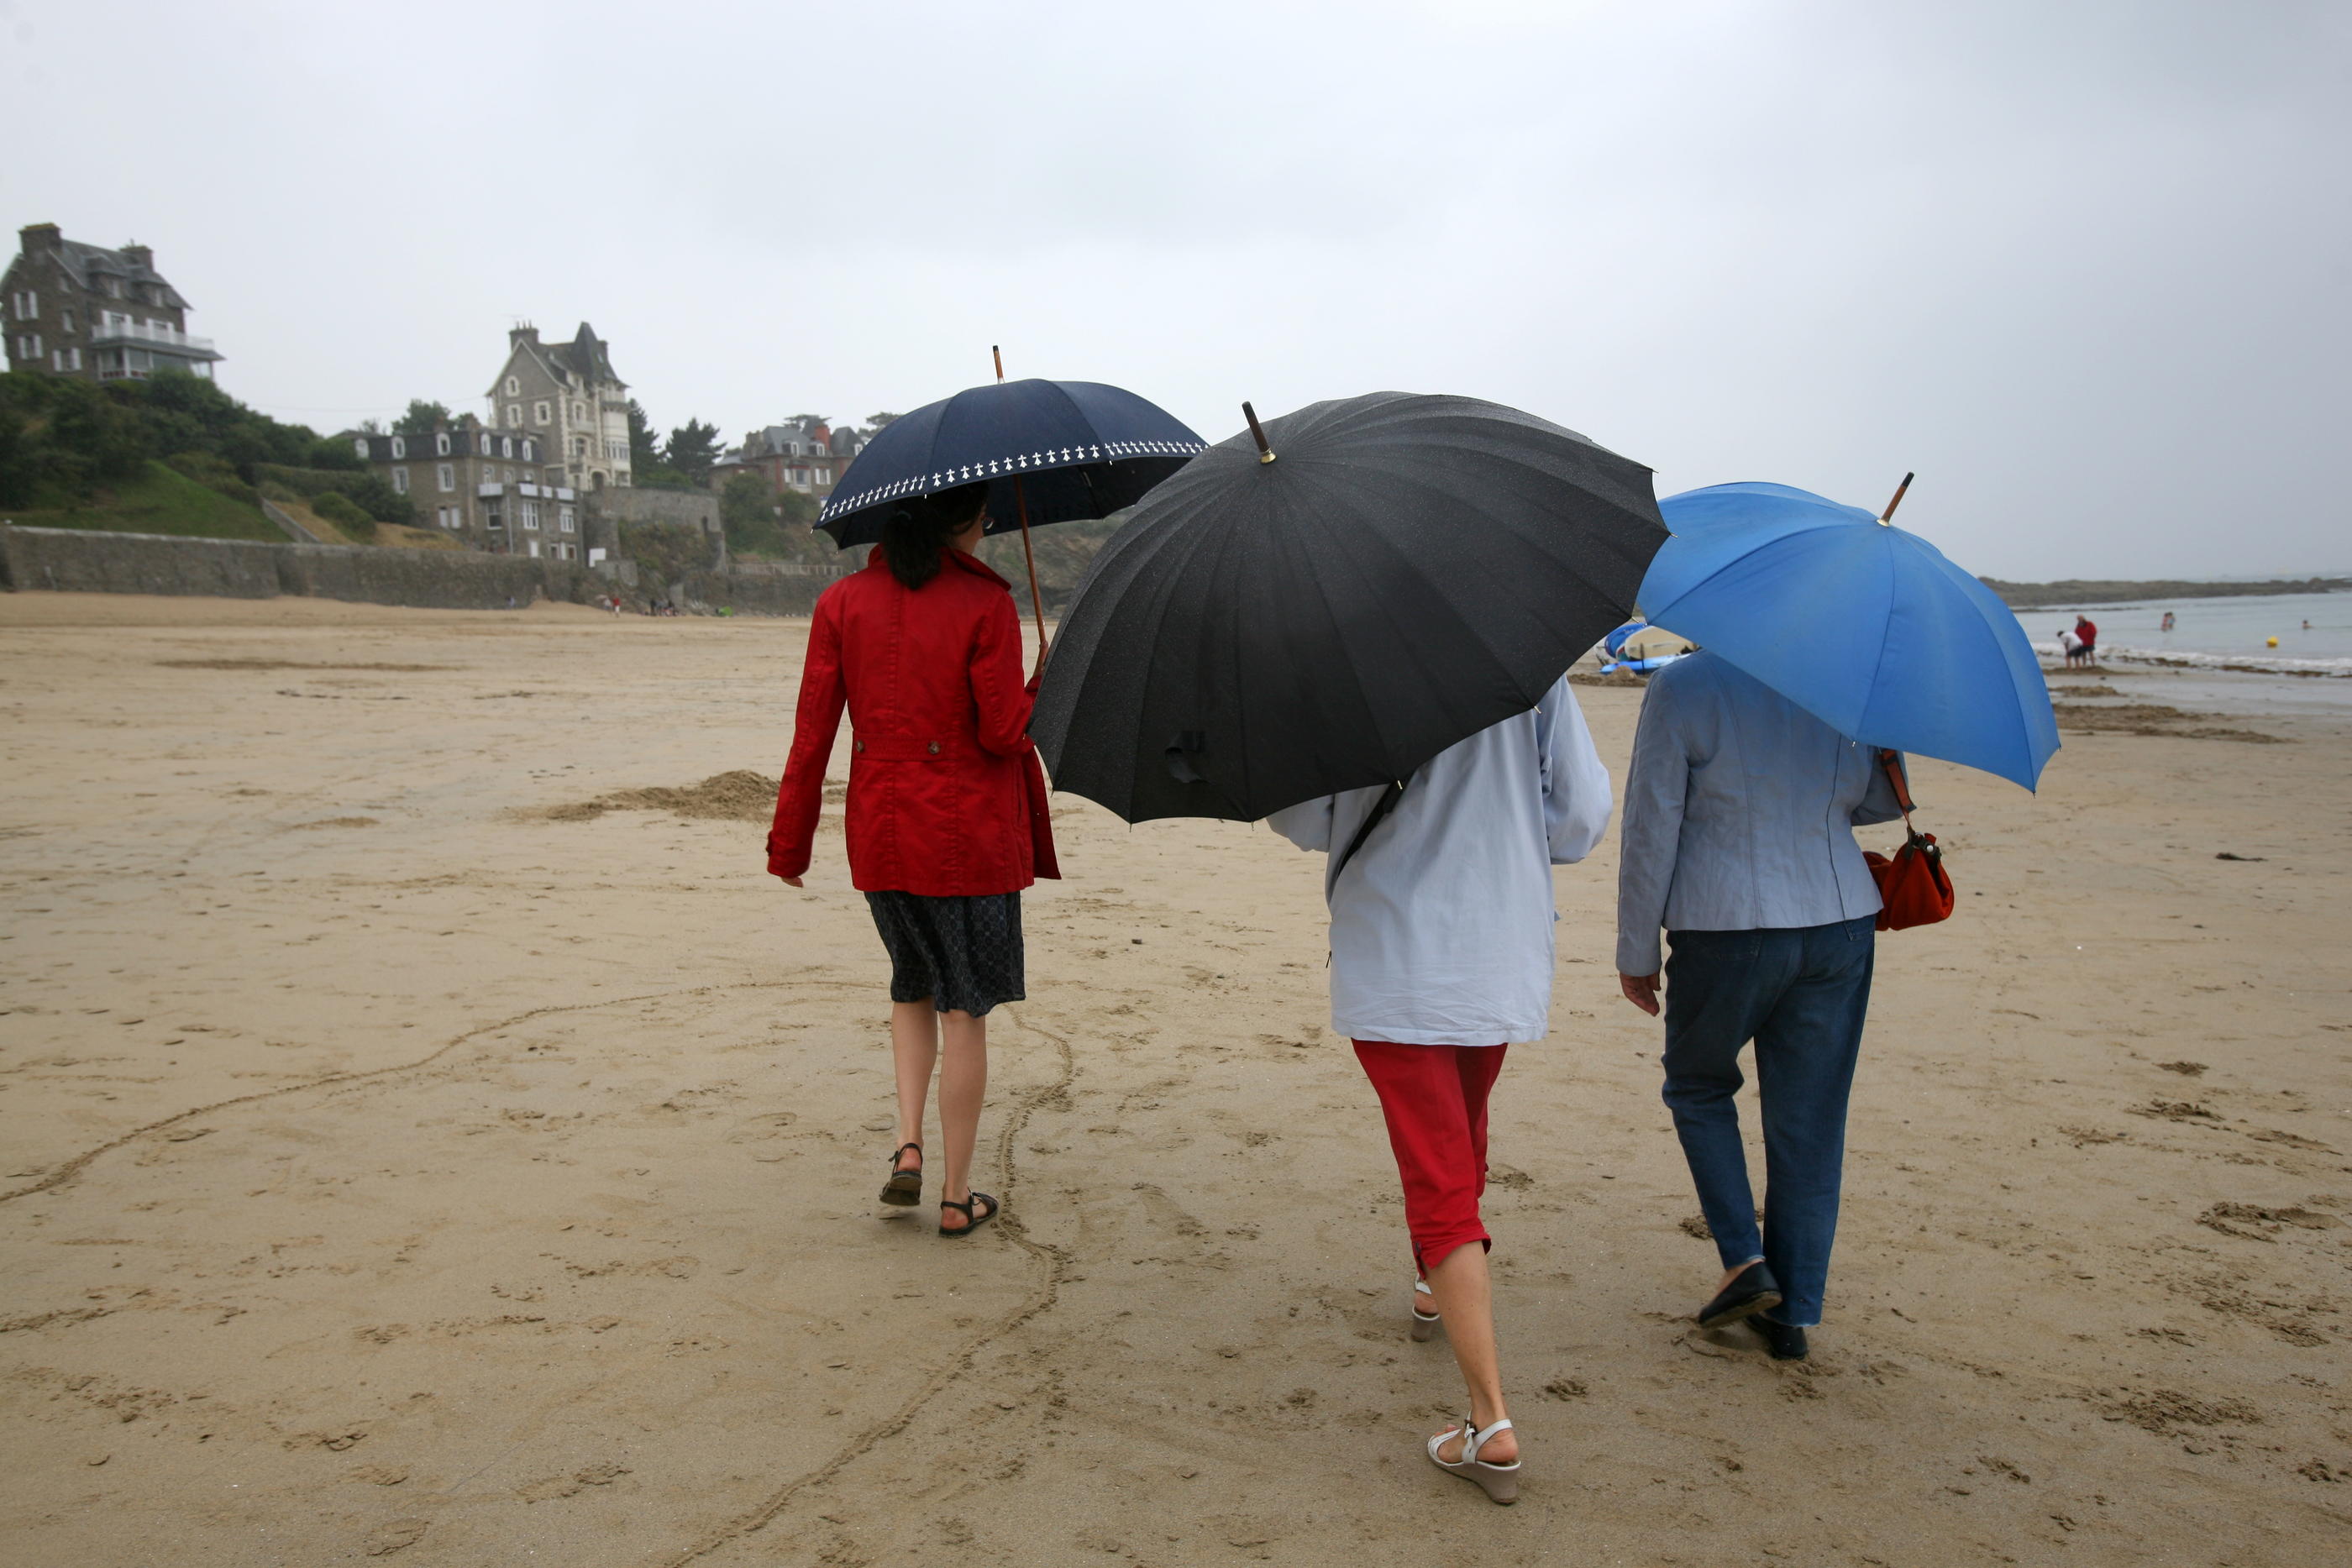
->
<box><xmin>394</xmin><ymin>399</ymin><xmax>453</xmax><ymax>436</ymax></box>
<box><xmin>778</xmin><ymin>487</ymin><xmax>818</xmax><ymax>527</ymax></box>
<box><xmin>864</xmin><ymin>412</ymin><xmax>900</xmax><ymax>431</ymax></box>
<box><xmin>625</xmin><ymin>399</ymin><xmax>662</xmax><ymax>472</ymax></box>
<box><xmin>719</xmin><ymin>472</ymin><xmax>785</xmax><ymax>556</ymax></box>
<box><xmin>665</xmin><ymin>417</ymin><xmax>722</xmax><ymax>486</ymax></box>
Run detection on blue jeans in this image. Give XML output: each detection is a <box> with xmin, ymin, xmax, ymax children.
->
<box><xmin>1661</xmin><ymin>915</ymin><xmax>1875</xmax><ymax>1329</ymax></box>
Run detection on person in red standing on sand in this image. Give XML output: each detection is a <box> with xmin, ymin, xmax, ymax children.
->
<box><xmin>766</xmin><ymin>481</ymin><xmax>1058</xmax><ymax>1237</ymax></box>
<box><xmin>2074</xmin><ymin>614</ymin><xmax>2097</xmax><ymax>665</ymax></box>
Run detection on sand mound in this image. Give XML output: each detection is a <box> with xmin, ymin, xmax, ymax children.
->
<box><xmin>543</xmin><ymin>770</ymin><xmax>779</xmax><ymax>823</ymax></box>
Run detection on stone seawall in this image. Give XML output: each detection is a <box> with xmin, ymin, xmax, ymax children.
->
<box><xmin>0</xmin><ymin>525</ymin><xmax>601</xmax><ymax>609</ymax></box>
<box><xmin>680</xmin><ymin>567</ymin><xmax>837</xmax><ymax>617</ymax></box>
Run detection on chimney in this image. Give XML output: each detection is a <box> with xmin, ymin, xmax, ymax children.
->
<box><xmin>20</xmin><ymin>222</ymin><xmax>60</xmax><ymax>257</ymax></box>
<box><xmin>509</xmin><ymin>321</ymin><xmax>539</xmax><ymax>349</ymax></box>
<box><xmin>120</xmin><ymin>242</ymin><xmax>154</xmax><ymax>270</ymax></box>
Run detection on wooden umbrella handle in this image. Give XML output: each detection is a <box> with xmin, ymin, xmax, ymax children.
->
<box><xmin>1013</xmin><ymin>475</ymin><xmax>1048</xmax><ymax>674</ymax></box>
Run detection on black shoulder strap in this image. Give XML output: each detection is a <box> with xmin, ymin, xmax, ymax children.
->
<box><xmin>1331</xmin><ymin>778</ymin><xmax>1407</xmax><ymax>882</ymax></box>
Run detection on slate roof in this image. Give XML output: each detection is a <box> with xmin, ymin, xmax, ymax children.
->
<box><xmin>39</xmin><ymin>238</ymin><xmax>192</xmax><ymax>310</ymax></box>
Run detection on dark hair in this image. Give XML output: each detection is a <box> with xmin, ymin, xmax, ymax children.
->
<box><xmin>879</xmin><ymin>482</ymin><xmax>990</xmax><ymax>589</ymax></box>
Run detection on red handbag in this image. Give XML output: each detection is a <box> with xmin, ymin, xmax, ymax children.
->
<box><xmin>1864</xmin><ymin>748</ymin><xmax>1955</xmax><ymax>931</ymax></box>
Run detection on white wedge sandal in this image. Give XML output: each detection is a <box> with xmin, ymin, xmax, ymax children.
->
<box><xmin>1410</xmin><ymin>1280</ymin><xmax>1443</xmax><ymax>1342</ymax></box>
<box><xmin>1426</xmin><ymin>1413</ymin><xmax>1520</xmax><ymax>1504</ymax></box>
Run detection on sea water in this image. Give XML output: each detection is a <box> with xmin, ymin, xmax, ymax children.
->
<box><xmin>2012</xmin><ymin>590</ymin><xmax>2351</xmax><ymax>676</ymax></box>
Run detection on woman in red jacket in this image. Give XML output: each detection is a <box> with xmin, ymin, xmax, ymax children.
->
<box><xmin>767</xmin><ymin>483</ymin><xmax>1058</xmax><ymax>1237</ymax></box>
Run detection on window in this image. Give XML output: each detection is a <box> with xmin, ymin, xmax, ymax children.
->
<box><xmin>9</xmin><ymin>290</ymin><xmax>34</xmax><ymax>318</ymax></box>
<box><xmin>14</xmin><ymin>333</ymin><xmax>39</xmax><ymax>359</ymax></box>
<box><xmin>504</xmin><ymin>466</ymin><xmax>516</xmax><ymax>482</ymax></box>
<box><xmin>353</xmin><ymin>437</ymin><xmax>370</xmax><ymax>459</ymax></box>
<box><xmin>391</xmin><ymin>465</ymin><xmax>410</xmax><ymax>494</ymax></box>
<box><xmin>479</xmin><ymin>432</ymin><xmax>492</xmax><ymax>455</ymax></box>
<box><xmin>570</xmin><ymin>436</ymin><xmax>586</xmax><ymax>459</ymax></box>
<box><xmin>64</xmin><ymin>347</ymin><xmax>81</xmax><ymax>371</ymax></box>
<box><xmin>505</xmin><ymin>376</ymin><xmax>519</xmax><ymax>396</ymax></box>
<box><xmin>507</xmin><ymin>404</ymin><xmax>521</xmax><ymax>427</ymax></box>
<box><xmin>390</xmin><ymin>436</ymin><xmax>406</xmax><ymax>459</ymax></box>
<box><xmin>437</xmin><ymin>463</ymin><xmax>455</xmax><ymax>492</ymax></box>
<box><xmin>501</xmin><ymin>437</ymin><xmax>514</xmax><ymax>459</ymax></box>
<box><xmin>435</xmin><ymin>433</ymin><xmax>451</xmax><ymax>456</ymax></box>
<box><xmin>533</xmin><ymin>401</ymin><xmax>549</xmax><ymax>425</ymax></box>
<box><xmin>528</xmin><ymin>539</ymin><xmax>541</xmax><ymax>559</ymax></box>
<box><xmin>60</xmin><ymin>309</ymin><xmax>74</xmax><ymax>333</ymax></box>
<box><xmin>522</xmin><ymin>439</ymin><xmax>535</xmax><ymax>461</ymax></box>
<box><xmin>559</xmin><ymin>506</ymin><xmax>575</xmax><ymax>533</ymax></box>
<box><xmin>521</xmin><ymin>500</ymin><xmax>541</xmax><ymax>530</ymax></box>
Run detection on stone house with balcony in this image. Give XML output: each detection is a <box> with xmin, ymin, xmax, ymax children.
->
<box><xmin>349</xmin><ymin>424</ymin><xmax>584</xmax><ymax>559</ymax></box>
<box><xmin>3</xmin><ymin>223</ymin><xmax>223</xmax><ymax>384</ymax></box>
<box><xmin>714</xmin><ymin>417</ymin><xmax>868</xmax><ymax>500</ymax></box>
<box><xmin>486</xmin><ymin>322</ymin><xmax>631</xmax><ymax>493</ymax></box>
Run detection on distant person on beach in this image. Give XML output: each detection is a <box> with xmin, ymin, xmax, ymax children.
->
<box><xmin>2058</xmin><ymin>626</ymin><xmax>2086</xmax><ymax>667</ymax></box>
<box><xmin>766</xmin><ymin>482</ymin><xmax>1058</xmax><ymax>1239</ymax></box>
<box><xmin>2074</xmin><ymin>615</ymin><xmax>2097</xmax><ymax>663</ymax></box>
<box><xmin>1616</xmin><ymin>653</ymin><xmax>1907</xmax><ymax>1363</ymax></box>
<box><xmin>2161</xmin><ymin>611</ymin><xmax>2176</xmax><ymax>632</ymax></box>
<box><xmin>1267</xmin><ymin>679</ymin><xmax>1612</xmax><ymax>1502</ymax></box>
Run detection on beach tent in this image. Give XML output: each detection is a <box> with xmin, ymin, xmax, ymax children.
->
<box><xmin>1598</xmin><ymin>620</ymin><xmax>1693</xmax><ymax>674</ymax></box>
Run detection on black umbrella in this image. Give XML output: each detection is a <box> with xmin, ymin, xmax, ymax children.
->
<box><xmin>1030</xmin><ymin>391</ymin><xmax>1667</xmax><ymax>823</ymax></box>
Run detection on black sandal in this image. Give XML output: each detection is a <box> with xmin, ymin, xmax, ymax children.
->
<box><xmin>880</xmin><ymin>1143</ymin><xmax>922</xmax><ymax>1207</ymax></box>
<box><xmin>938</xmin><ymin>1191</ymin><xmax>999</xmax><ymax>1238</ymax></box>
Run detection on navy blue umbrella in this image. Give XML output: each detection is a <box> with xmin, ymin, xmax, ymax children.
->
<box><xmin>819</xmin><ymin>372</ymin><xmax>1206</xmax><ymax>646</ymax></box>
<box><xmin>820</xmin><ymin>377</ymin><xmax>1205</xmax><ymax>547</ymax></box>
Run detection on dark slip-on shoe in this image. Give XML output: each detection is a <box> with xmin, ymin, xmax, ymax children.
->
<box><xmin>1697</xmin><ymin>1260</ymin><xmax>1783</xmax><ymax>1330</ymax></box>
<box><xmin>1755</xmin><ymin>1317</ymin><xmax>1809</xmax><ymax>1361</ymax></box>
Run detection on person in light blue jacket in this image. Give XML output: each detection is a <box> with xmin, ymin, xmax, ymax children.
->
<box><xmin>1269</xmin><ymin>674</ymin><xmax>1611</xmax><ymax>1502</ymax></box>
<box><xmin>1616</xmin><ymin>652</ymin><xmax>1904</xmax><ymax>1361</ymax></box>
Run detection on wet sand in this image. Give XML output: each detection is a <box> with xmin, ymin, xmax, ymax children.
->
<box><xmin>3</xmin><ymin>592</ymin><xmax>2349</xmax><ymax>1566</ymax></box>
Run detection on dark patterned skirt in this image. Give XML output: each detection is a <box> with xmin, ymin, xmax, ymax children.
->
<box><xmin>864</xmin><ymin>890</ymin><xmax>1025</xmax><ymax>1016</ymax></box>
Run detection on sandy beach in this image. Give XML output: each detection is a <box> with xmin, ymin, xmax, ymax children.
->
<box><xmin>3</xmin><ymin>592</ymin><xmax>2348</xmax><ymax>1568</ymax></box>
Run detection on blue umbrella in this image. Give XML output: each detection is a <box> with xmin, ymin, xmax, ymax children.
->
<box><xmin>1640</xmin><ymin>481</ymin><xmax>2058</xmax><ymax>789</ymax></box>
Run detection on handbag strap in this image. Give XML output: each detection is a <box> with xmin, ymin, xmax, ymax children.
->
<box><xmin>1877</xmin><ymin>747</ymin><xmax>1916</xmax><ymax>819</ymax></box>
<box><xmin>1331</xmin><ymin>778</ymin><xmax>1408</xmax><ymax>882</ymax></box>
<box><xmin>1877</xmin><ymin>747</ymin><xmax>1938</xmax><ymax>857</ymax></box>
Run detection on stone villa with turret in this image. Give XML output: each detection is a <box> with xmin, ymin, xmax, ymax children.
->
<box><xmin>488</xmin><ymin>323</ymin><xmax>631</xmax><ymax>493</ymax></box>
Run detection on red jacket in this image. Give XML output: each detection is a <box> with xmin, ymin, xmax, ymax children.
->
<box><xmin>767</xmin><ymin>547</ymin><xmax>1059</xmax><ymax>895</ymax></box>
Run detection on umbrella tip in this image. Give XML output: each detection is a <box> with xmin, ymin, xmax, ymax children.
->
<box><xmin>992</xmin><ymin>344</ymin><xmax>1005</xmax><ymax>383</ymax></box>
<box><xmin>1242</xmin><ymin>401</ymin><xmax>1276</xmax><ymax>464</ymax></box>
<box><xmin>1878</xmin><ymin>471</ymin><xmax>1914</xmax><ymax>525</ymax></box>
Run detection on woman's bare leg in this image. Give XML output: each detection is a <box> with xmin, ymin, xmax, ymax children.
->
<box><xmin>889</xmin><ymin>1000</ymin><xmax>939</xmax><ymax>1170</ymax></box>
<box><xmin>1423</xmin><ymin>1242</ymin><xmax>1518</xmax><ymax>1464</ymax></box>
<box><xmin>937</xmin><ymin>1009</ymin><xmax>990</xmax><ymax>1229</ymax></box>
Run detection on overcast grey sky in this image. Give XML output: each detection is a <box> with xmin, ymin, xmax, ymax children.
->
<box><xmin>7</xmin><ymin>0</ymin><xmax>2346</xmax><ymax>578</ymax></box>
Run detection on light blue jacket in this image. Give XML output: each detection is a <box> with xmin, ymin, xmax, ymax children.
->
<box><xmin>1615</xmin><ymin>652</ymin><xmax>1905</xmax><ymax>975</ymax></box>
<box><xmin>1268</xmin><ymin>676</ymin><xmax>1613</xmax><ymax>1046</ymax></box>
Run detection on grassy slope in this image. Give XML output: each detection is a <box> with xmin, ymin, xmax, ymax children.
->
<box><xmin>3</xmin><ymin>461</ymin><xmax>285</xmax><ymax>543</ymax></box>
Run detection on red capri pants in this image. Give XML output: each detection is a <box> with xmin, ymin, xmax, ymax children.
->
<box><xmin>1352</xmin><ymin>1040</ymin><xmax>1509</xmax><ymax>1276</ymax></box>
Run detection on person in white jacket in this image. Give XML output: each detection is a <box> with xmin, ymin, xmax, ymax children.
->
<box><xmin>1267</xmin><ymin>674</ymin><xmax>1612</xmax><ymax>1503</ymax></box>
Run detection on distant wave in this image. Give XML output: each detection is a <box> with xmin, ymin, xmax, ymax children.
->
<box><xmin>2037</xmin><ymin>640</ymin><xmax>2352</xmax><ymax>678</ymax></box>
